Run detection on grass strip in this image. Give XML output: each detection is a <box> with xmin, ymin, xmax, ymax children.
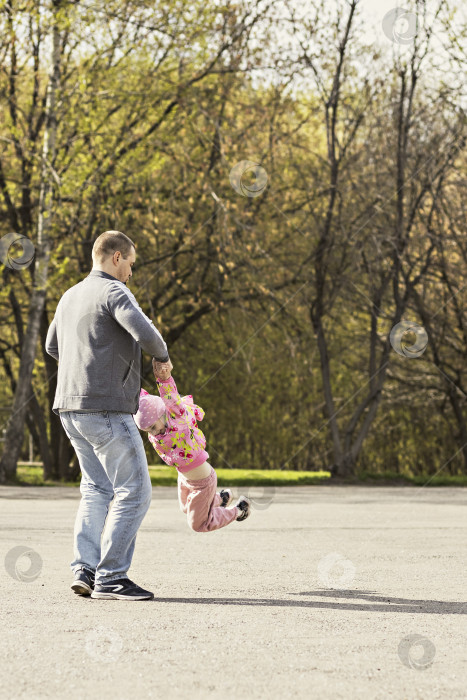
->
<box><xmin>10</xmin><ymin>465</ymin><xmax>467</xmax><ymax>487</ymax></box>
<box><xmin>13</xmin><ymin>464</ymin><xmax>331</xmax><ymax>487</ymax></box>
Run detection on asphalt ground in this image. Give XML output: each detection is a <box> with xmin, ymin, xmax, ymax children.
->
<box><xmin>0</xmin><ymin>485</ymin><xmax>466</xmax><ymax>699</ymax></box>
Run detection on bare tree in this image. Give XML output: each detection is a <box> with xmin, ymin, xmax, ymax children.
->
<box><xmin>0</xmin><ymin>0</ymin><xmax>62</xmax><ymax>483</ymax></box>
<box><xmin>278</xmin><ymin>0</ymin><xmax>464</xmax><ymax>476</ymax></box>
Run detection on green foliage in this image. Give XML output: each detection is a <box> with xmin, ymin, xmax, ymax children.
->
<box><xmin>1</xmin><ymin>0</ymin><xmax>466</xmax><ymax>482</ymax></box>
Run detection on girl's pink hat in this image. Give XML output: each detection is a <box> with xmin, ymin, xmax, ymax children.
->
<box><xmin>134</xmin><ymin>392</ymin><xmax>166</xmax><ymax>430</ymax></box>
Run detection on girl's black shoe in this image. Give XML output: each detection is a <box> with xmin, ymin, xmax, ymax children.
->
<box><xmin>219</xmin><ymin>489</ymin><xmax>233</xmax><ymax>507</ymax></box>
<box><xmin>235</xmin><ymin>496</ymin><xmax>251</xmax><ymax>521</ymax></box>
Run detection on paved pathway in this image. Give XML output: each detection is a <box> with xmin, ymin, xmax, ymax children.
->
<box><xmin>0</xmin><ymin>485</ymin><xmax>466</xmax><ymax>699</ymax></box>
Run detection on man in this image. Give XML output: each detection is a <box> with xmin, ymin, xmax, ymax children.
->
<box><xmin>46</xmin><ymin>230</ymin><xmax>170</xmax><ymax>601</ymax></box>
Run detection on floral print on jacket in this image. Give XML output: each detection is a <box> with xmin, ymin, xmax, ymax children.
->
<box><xmin>143</xmin><ymin>376</ymin><xmax>209</xmax><ymax>474</ymax></box>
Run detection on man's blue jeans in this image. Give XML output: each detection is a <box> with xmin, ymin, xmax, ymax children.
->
<box><xmin>59</xmin><ymin>410</ymin><xmax>152</xmax><ymax>584</ymax></box>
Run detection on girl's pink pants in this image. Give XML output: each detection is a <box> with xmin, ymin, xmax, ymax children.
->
<box><xmin>177</xmin><ymin>466</ymin><xmax>238</xmax><ymax>532</ymax></box>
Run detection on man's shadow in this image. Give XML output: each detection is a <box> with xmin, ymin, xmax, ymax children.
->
<box><xmin>151</xmin><ymin>589</ymin><xmax>467</xmax><ymax>614</ymax></box>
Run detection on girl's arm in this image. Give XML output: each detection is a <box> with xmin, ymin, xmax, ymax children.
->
<box><xmin>156</xmin><ymin>376</ymin><xmax>205</xmax><ymax>423</ymax></box>
<box><xmin>156</xmin><ymin>376</ymin><xmax>186</xmax><ymax>418</ymax></box>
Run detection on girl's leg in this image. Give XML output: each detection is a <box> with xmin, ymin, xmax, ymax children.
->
<box><xmin>184</xmin><ymin>466</ymin><xmax>238</xmax><ymax>532</ymax></box>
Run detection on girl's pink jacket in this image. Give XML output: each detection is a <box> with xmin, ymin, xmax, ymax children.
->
<box><xmin>143</xmin><ymin>377</ymin><xmax>209</xmax><ymax>474</ymax></box>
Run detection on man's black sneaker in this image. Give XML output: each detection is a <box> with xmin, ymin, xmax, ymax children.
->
<box><xmin>235</xmin><ymin>496</ymin><xmax>251</xmax><ymax>522</ymax></box>
<box><xmin>219</xmin><ymin>489</ymin><xmax>233</xmax><ymax>507</ymax></box>
<box><xmin>71</xmin><ymin>567</ymin><xmax>95</xmax><ymax>596</ymax></box>
<box><xmin>91</xmin><ymin>578</ymin><xmax>154</xmax><ymax>601</ymax></box>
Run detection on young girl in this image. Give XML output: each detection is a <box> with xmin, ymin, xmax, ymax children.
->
<box><xmin>134</xmin><ymin>361</ymin><xmax>250</xmax><ymax>531</ymax></box>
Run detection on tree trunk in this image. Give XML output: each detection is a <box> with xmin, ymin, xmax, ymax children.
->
<box><xmin>312</xmin><ymin>311</ymin><xmax>343</xmax><ymax>468</ymax></box>
<box><xmin>28</xmin><ymin>392</ymin><xmax>53</xmax><ymax>474</ymax></box>
<box><xmin>332</xmin><ymin>453</ymin><xmax>357</xmax><ymax>479</ymax></box>
<box><xmin>0</xmin><ymin>1</ymin><xmax>62</xmax><ymax>483</ymax></box>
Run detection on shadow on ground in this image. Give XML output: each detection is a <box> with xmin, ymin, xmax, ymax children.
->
<box><xmin>137</xmin><ymin>590</ymin><xmax>467</xmax><ymax>614</ymax></box>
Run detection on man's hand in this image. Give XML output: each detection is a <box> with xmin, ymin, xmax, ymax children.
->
<box><xmin>153</xmin><ymin>358</ymin><xmax>173</xmax><ymax>381</ymax></box>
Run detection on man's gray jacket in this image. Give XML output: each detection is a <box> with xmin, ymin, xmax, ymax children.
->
<box><xmin>45</xmin><ymin>270</ymin><xmax>169</xmax><ymax>415</ymax></box>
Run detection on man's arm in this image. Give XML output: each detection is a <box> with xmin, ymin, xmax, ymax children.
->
<box><xmin>45</xmin><ymin>317</ymin><xmax>59</xmax><ymax>361</ymax></box>
<box><xmin>107</xmin><ymin>284</ymin><xmax>169</xmax><ymax>362</ymax></box>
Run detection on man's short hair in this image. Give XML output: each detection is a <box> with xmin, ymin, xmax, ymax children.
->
<box><xmin>92</xmin><ymin>230</ymin><xmax>135</xmax><ymax>263</ymax></box>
